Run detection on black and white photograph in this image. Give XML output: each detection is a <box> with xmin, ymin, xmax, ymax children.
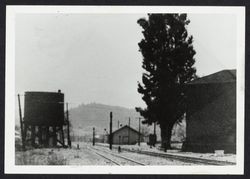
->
<box><xmin>5</xmin><ymin>6</ymin><xmax>245</xmax><ymax>174</ymax></box>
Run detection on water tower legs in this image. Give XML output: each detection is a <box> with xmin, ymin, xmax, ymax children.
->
<box><xmin>20</xmin><ymin>124</ymin><xmax>67</xmax><ymax>148</ymax></box>
<box><xmin>52</xmin><ymin>126</ymin><xmax>57</xmax><ymax>147</ymax></box>
<box><xmin>38</xmin><ymin>126</ymin><xmax>42</xmax><ymax>145</ymax></box>
<box><xmin>31</xmin><ymin>126</ymin><xmax>35</xmax><ymax>147</ymax></box>
<box><xmin>60</xmin><ymin>126</ymin><xmax>65</xmax><ymax>146</ymax></box>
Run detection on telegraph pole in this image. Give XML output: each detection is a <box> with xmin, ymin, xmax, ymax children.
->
<box><xmin>153</xmin><ymin>122</ymin><xmax>156</xmax><ymax>147</ymax></box>
<box><xmin>66</xmin><ymin>102</ymin><xmax>71</xmax><ymax>148</ymax></box>
<box><xmin>138</xmin><ymin>117</ymin><xmax>141</xmax><ymax>146</ymax></box>
<box><xmin>18</xmin><ymin>94</ymin><xmax>25</xmax><ymax>150</ymax></box>
<box><xmin>109</xmin><ymin>112</ymin><xmax>113</xmax><ymax>150</ymax></box>
<box><xmin>93</xmin><ymin>127</ymin><xmax>95</xmax><ymax>146</ymax></box>
<box><xmin>128</xmin><ymin>117</ymin><xmax>130</xmax><ymax>145</ymax></box>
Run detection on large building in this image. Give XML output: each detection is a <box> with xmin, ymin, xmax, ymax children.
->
<box><xmin>111</xmin><ymin>125</ymin><xmax>143</xmax><ymax>145</ymax></box>
<box><xmin>183</xmin><ymin>69</ymin><xmax>236</xmax><ymax>153</ymax></box>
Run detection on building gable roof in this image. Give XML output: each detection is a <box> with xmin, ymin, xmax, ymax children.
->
<box><xmin>112</xmin><ymin>125</ymin><xmax>142</xmax><ymax>135</ymax></box>
<box><xmin>189</xmin><ymin>69</ymin><xmax>236</xmax><ymax>85</ymax></box>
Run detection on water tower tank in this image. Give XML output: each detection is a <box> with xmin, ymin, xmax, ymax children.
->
<box><xmin>24</xmin><ymin>91</ymin><xmax>64</xmax><ymax>126</ymax></box>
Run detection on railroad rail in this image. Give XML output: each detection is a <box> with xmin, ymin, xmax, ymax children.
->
<box><xmin>87</xmin><ymin>146</ymin><xmax>146</xmax><ymax>166</ymax></box>
<box><xmin>95</xmin><ymin>143</ymin><xmax>236</xmax><ymax>166</ymax></box>
<box><xmin>88</xmin><ymin>147</ymin><xmax>121</xmax><ymax>165</ymax></box>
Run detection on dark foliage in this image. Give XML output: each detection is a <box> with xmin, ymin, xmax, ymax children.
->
<box><xmin>136</xmin><ymin>14</ymin><xmax>196</xmax><ymax>149</ymax></box>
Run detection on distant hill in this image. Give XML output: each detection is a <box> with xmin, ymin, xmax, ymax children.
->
<box><xmin>69</xmin><ymin>103</ymin><xmax>144</xmax><ymax>136</ymax></box>
<box><xmin>68</xmin><ymin>103</ymin><xmax>186</xmax><ymax>142</ymax></box>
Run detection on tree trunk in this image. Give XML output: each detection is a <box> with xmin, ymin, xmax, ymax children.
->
<box><xmin>160</xmin><ymin>123</ymin><xmax>174</xmax><ymax>152</ymax></box>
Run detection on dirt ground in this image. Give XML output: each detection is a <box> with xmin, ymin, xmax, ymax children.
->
<box><xmin>15</xmin><ymin>142</ymin><xmax>236</xmax><ymax>165</ymax></box>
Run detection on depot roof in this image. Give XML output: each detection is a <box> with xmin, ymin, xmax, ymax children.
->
<box><xmin>189</xmin><ymin>69</ymin><xmax>236</xmax><ymax>85</ymax></box>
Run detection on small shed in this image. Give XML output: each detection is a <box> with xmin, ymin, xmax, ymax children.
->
<box><xmin>112</xmin><ymin>125</ymin><xmax>143</xmax><ymax>145</ymax></box>
<box><xmin>183</xmin><ymin>69</ymin><xmax>236</xmax><ymax>153</ymax></box>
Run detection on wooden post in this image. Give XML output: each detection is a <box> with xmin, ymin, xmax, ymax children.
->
<box><xmin>109</xmin><ymin>112</ymin><xmax>113</xmax><ymax>150</ymax></box>
<box><xmin>31</xmin><ymin>126</ymin><xmax>35</xmax><ymax>147</ymax></box>
<box><xmin>66</xmin><ymin>103</ymin><xmax>71</xmax><ymax>148</ymax></box>
<box><xmin>53</xmin><ymin>126</ymin><xmax>57</xmax><ymax>146</ymax></box>
<box><xmin>153</xmin><ymin>122</ymin><xmax>156</xmax><ymax>147</ymax></box>
<box><xmin>23</xmin><ymin>125</ymin><xmax>27</xmax><ymax>144</ymax></box>
<box><xmin>17</xmin><ymin>94</ymin><xmax>25</xmax><ymax>150</ymax></box>
<box><xmin>128</xmin><ymin>117</ymin><xmax>130</xmax><ymax>145</ymax></box>
<box><xmin>138</xmin><ymin>117</ymin><xmax>141</xmax><ymax>146</ymax></box>
<box><xmin>38</xmin><ymin>126</ymin><xmax>42</xmax><ymax>145</ymax></box>
<box><xmin>61</xmin><ymin>126</ymin><xmax>65</xmax><ymax>147</ymax></box>
<box><xmin>93</xmin><ymin>127</ymin><xmax>95</xmax><ymax>146</ymax></box>
<box><xmin>45</xmin><ymin>126</ymin><xmax>49</xmax><ymax>147</ymax></box>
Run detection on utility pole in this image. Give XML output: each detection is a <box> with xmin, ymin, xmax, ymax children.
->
<box><xmin>138</xmin><ymin>117</ymin><xmax>141</xmax><ymax>146</ymax></box>
<box><xmin>93</xmin><ymin>127</ymin><xmax>95</xmax><ymax>146</ymax></box>
<box><xmin>128</xmin><ymin>117</ymin><xmax>130</xmax><ymax>145</ymax></box>
<box><xmin>18</xmin><ymin>94</ymin><xmax>25</xmax><ymax>150</ymax></box>
<box><xmin>109</xmin><ymin>112</ymin><xmax>113</xmax><ymax>150</ymax></box>
<box><xmin>153</xmin><ymin>122</ymin><xmax>156</xmax><ymax>147</ymax></box>
<box><xmin>66</xmin><ymin>102</ymin><xmax>71</xmax><ymax>148</ymax></box>
<box><xmin>117</xmin><ymin>120</ymin><xmax>119</xmax><ymax>129</ymax></box>
<box><xmin>103</xmin><ymin>129</ymin><xmax>107</xmax><ymax>143</ymax></box>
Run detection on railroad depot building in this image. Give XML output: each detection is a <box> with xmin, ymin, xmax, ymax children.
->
<box><xmin>111</xmin><ymin>125</ymin><xmax>143</xmax><ymax>145</ymax></box>
<box><xmin>183</xmin><ymin>69</ymin><xmax>236</xmax><ymax>153</ymax></box>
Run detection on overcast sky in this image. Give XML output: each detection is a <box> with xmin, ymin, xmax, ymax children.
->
<box><xmin>15</xmin><ymin>13</ymin><xmax>237</xmax><ymax>109</ymax></box>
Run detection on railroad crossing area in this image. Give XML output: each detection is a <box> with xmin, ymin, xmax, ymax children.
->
<box><xmin>15</xmin><ymin>142</ymin><xmax>236</xmax><ymax>166</ymax></box>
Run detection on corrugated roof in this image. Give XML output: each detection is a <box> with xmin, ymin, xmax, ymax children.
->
<box><xmin>189</xmin><ymin>69</ymin><xmax>236</xmax><ymax>84</ymax></box>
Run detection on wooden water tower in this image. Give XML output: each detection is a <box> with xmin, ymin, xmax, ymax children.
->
<box><xmin>18</xmin><ymin>90</ymin><xmax>71</xmax><ymax>149</ymax></box>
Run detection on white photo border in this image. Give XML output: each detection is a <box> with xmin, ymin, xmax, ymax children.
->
<box><xmin>5</xmin><ymin>5</ymin><xmax>245</xmax><ymax>174</ymax></box>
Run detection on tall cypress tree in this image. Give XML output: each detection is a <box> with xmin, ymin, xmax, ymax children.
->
<box><xmin>136</xmin><ymin>14</ymin><xmax>196</xmax><ymax>150</ymax></box>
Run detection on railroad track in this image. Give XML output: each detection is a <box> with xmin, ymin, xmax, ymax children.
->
<box><xmin>88</xmin><ymin>147</ymin><xmax>120</xmax><ymax>165</ymax></box>
<box><xmin>87</xmin><ymin>146</ymin><xmax>146</xmax><ymax>166</ymax></box>
<box><xmin>95</xmin><ymin>144</ymin><xmax>236</xmax><ymax>166</ymax></box>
